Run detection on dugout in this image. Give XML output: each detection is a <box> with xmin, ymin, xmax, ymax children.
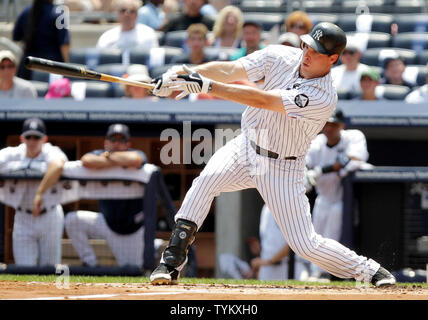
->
<box><xmin>0</xmin><ymin>99</ymin><xmax>427</xmax><ymax>277</ymax></box>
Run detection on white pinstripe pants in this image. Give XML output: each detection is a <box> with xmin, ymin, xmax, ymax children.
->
<box><xmin>64</xmin><ymin>211</ymin><xmax>144</xmax><ymax>268</ymax></box>
<box><xmin>12</xmin><ymin>205</ymin><xmax>64</xmax><ymax>266</ymax></box>
<box><xmin>176</xmin><ymin>133</ymin><xmax>380</xmax><ymax>282</ymax></box>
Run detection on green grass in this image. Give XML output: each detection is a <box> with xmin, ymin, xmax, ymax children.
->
<box><xmin>0</xmin><ymin>274</ymin><xmax>427</xmax><ymax>288</ymax></box>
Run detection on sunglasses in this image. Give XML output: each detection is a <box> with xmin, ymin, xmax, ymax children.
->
<box><xmin>343</xmin><ymin>50</ymin><xmax>357</xmax><ymax>55</ymax></box>
<box><xmin>119</xmin><ymin>8</ymin><xmax>137</xmax><ymax>14</ymax></box>
<box><xmin>24</xmin><ymin>135</ymin><xmax>42</xmax><ymax>141</ymax></box>
<box><xmin>108</xmin><ymin>136</ymin><xmax>128</xmax><ymax>143</ymax></box>
<box><xmin>0</xmin><ymin>64</ymin><xmax>15</xmax><ymax>70</ymax></box>
<box><xmin>290</xmin><ymin>23</ymin><xmax>306</xmax><ymax>30</ymax></box>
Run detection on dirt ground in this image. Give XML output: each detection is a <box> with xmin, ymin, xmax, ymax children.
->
<box><xmin>0</xmin><ymin>281</ymin><xmax>427</xmax><ymax>300</ymax></box>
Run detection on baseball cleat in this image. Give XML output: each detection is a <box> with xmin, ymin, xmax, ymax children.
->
<box><xmin>371</xmin><ymin>267</ymin><xmax>396</xmax><ymax>287</ymax></box>
<box><xmin>150</xmin><ymin>263</ymin><xmax>179</xmax><ymax>285</ymax></box>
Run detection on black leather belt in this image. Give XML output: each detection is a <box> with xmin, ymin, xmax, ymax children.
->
<box><xmin>17</xmin><ymin>206</ymin><xmax>49</xmax><ymax>215</ymax></box>
<box><xmin>250</xmin><ymin>141</ymin><xmax>297</xmax><ymax>160</ymax></box>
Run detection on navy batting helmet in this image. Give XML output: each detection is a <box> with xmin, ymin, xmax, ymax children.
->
<box><xmin>300</xmin><ymin>22</ymin><xmax>347</xmax><ymax>57</ymax></box>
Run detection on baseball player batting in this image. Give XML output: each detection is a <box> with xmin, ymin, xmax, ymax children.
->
<box><xmin>149</xmin><ymin>22</ymin><xmax>396</xmax><ymax>287</ymax></box>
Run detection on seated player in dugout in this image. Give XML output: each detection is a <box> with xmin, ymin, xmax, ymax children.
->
<box><xmin>149</xmin><ymin>22</ymin><xmax>397</xmax><ymax>287</ymax></box>
<box><xmin>64</xmin><ymin>123</ymin><xmax>148</xmax><ymax>268</ymax></box>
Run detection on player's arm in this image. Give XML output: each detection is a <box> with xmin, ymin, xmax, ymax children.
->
<box><xmin>32</xmin><ymin>158</ymin><xmax>66</xmax><ymax>217</ymax></box>
<box><xmin>81</xmin><ymin>151</ymin><xmax>143</xmax><ymax>169</ymax></box>
<box><xmin>191</xmin><ymin>60</ymin><xmax>249</xmax><ymax>83</ymax></box>
<box><xmin>250</xmin><ymin>244</ymin><xmax>290</xmax><ymax>270</ymax></box>
<box><xmin>105</xmin><ymin>151</ymin><xmax>144</xmax><ymax>168</ymax></box>
<box><xmin>167</xmin><ymin>64</ymin><xmax>286</xmax><ymax>114</ymax></box>
<box><xmin>210</xmin><ymin>81</ymin><xmax>285</xmax><ymax>114</ymax></box>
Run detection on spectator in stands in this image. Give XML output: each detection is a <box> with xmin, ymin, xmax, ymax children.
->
<box><xmin>159</xmin><ymin>0</ymin><xmax>214</xmax><ymax>32</ymax></box>
<box><xmin>381</xmin><ymin>57</ymin><xmax>414</xmax><ymax>89</ymax></box>
<box><xmin>122</xmin><ymin>64</ymin><xmax>157</xmax><ymax>99</ymax></box>
<box><xmin>200</xmin><ymin>0</ymin><xmax>217</xmax><ymax>18</ymax></box>
<box><xmin>278</xmin><ymin>32</ymin><xmax>300</xmax><ymax>48</ymax></box>
<box><xmin>0</xmin><ymin>50</ymin><xmax>37</xmax><ymax>98</ymax></box>
<box><xmin>44</xmin><ymin>78</ymin><xmax>72</xmax><ymax>99</ymax></box>
<box><xmin>229</xmin><ymin>21</ymin><xmax>264</xmax><ymax>60</ymax></box>
<box><xmin>96</xmin><ymin>0</ymin><xmax>159</xmax><ymax>51</ymax></box>
<box><xmin>357</xmin><ymin>67</ymin><xmax>382</xmax><ymax>101</ymax></box>
<box><xmin>137</xmin><ymin>0</ymin><xmax>166</xmax><ymax>30</ymax></box>
<box><xmin>331</xmin><ymin>42</ymin><xmax>369</xmax><ymax>98</ymax></box>
<box><xmin>161</xmin><ymin>0</ymin><xmax>180</xmax><ymax>24</ymax></box>
<box><xmin>13</xmin><ymin>0</ymin><xmax>71</xmax><ymax>80</ymax></box>
<box><xmin>208</xmin><ymin>5</ymin><xmax>243</xmax><ymax>48</ymax></box>
<box><xmin>170</xmin><ymin>23</ymin><xmax>219</xmax><ymax>64</ymax></box>
<box><xmin>65</xmin><ymin>123</ymin><xmax>147</xmax><ymax>269</ymax></box>
<box><xmin>0</xmin><ymin>118</ymin><xmax>68</xmax><ymax>266</ymax></box>
<box><xmin>284</xmin><ymin>11</ymin><xmax>312</xmax><ymax>37</ymax></box>
<box><xmin>405</xmin><ymin>63</ymin><xmax>428</xmax><ymax>104</ymax></box>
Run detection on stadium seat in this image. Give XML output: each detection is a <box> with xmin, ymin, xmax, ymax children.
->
<box><xmin>242</xmin><ymin>12</ymin><xmax>284</xmax><ymax>31</ymax></box>
<box><xmin>129</xmin><ymin>46</ymin><xmax>184</xmax><ymax>68</ymax></box>
<box><xmin>403</xmin><ymin>64</ymin><xmax>428</xmax><ymax>86</ymax></box>
<box><xmin>336</xmin><ymin>14</ymin><xmax>394</xmax><ymax>33</ymax></box>
<box><xmin>308</xmin><ymin>13</ymin><xmax>338</xmax><ymax>26</ymax></box>
<box><xmin>93</xmin><ymin>63</ymin><xmax>129</xmax><ymax>77</ymax></box>
<box><xmin>360</xmin><ymin>47</ymin><xmax>417</xmax><ymax>67</ymax></box>
<box><xmin>156</xmin><ymin>31</ymin><xmax>165</xmax><ymax>46</ymax></box>
<box><xmin>416</xmin><ymin>49</ymin><xmax>428</xmax><ymax>64</ymax></box>
<box><xmin>394</xmin><ymin>0</ymin><xmax>426</xmax><ymax>13</ymax></box>
<box><xmin>31</xmin><ymin>70</ymin><xmax>50</xmax><ymax>82</ymax></box>
<box><xmin>346</xmin><ymin>32</ymin><xmax>392</xmax><ymax>49</ymax></box>
<box><xmin>391</xmin><ymin>32</ymin><xmax>428</xmax><ymax>53</ymax></box>
<box><xmin>337</xmin><ymin>88</ymin><xmax>354</xmax><ymax>100</ymax></box>
<box><xmin>83</xmin><ymin>81</ymin><xmax>112</xmax><ymax>98</ymax></box>
<box><xmin>69</xmin><ymin>47</ymin><xmax>123</xmax><ymax>68</ymax></box>
<box><xmin>204</xmin><ymin>47</ymin><xmax>240</xmax><ymax>61</ymax></box>
<box><xmin>30</xmin><ymin>80</ymin><xmax>49</xmax><ymax>97</ymax></box>
<box><xmin>394</xmin><ymin>14</ymin><xmax>428</xmax><ymax>33</ymax></box>
<box><xmin>340</xmin><ymin>0</ymin><xmax>391</xmax><ymax>14</ymax></box>
<box><xmin>302</xmin><ymin>0</ymin><xmax>337</xmax><ymax>13</ymax></box>
<box><xmin>162</xmin><ymin>30</ymin><xmax>188</xmax><ymax>48</ymax></box>
<box><xmin>376</xmin><ymin>84</ymin><xmax>411</xmax><ymax>100</ymax></box>
<box><xmin>112</xmin><ymin>85</ymin><xmax>126</xmax><ymax>98</ymax></box>
<box><xmin>149</xmin><ymin>64</ymin><xmax>176</xmax><ymax>79</ymax></box>
<box><xmin>239</xmin><ymin>0</ymin><xmax>286</xmax><ymax>13</ymax></box>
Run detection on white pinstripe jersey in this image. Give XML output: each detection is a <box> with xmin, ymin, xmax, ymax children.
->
<box><xmin>306</xmin><ymin>129</ymin><xmax>369</xmax><ymax>202</ymax></box>
<box><xmin>0</xmin><ymin>142</ymin><xmax>68</xmax><ymax>209</ymax></box>
<box><xmin>238</xmin><ymin>45</ymin><xmax>337</xmax><ymax>158</ymax></box>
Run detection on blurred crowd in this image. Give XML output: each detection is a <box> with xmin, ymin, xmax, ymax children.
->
<box><xmin>1</xmin><ymin>0</ymin><xmax>427</xmax><ymax>103</ymax></box>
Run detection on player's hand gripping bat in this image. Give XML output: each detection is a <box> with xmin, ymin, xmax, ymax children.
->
<box><xmin>24</xmin><ymin>56</ymin><xmax>155</xmax><ymax>90</ymax></box>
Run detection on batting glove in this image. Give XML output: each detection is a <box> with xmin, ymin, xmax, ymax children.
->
<box><xmin>171</xmin><ymin>65</ymin><xmax>213</xmax><ymax>100</ymax></box>
<box><xmin>152</xmin><ymin>65</ymin><xmax>183</xmax><ymax>97</ymax></box>
<box><xmin>306</xmin><ymin>166</ymin><xmax>322</xmax><ymax>186</ymax></box>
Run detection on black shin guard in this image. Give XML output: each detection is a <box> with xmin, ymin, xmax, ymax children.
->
<box><xmin>163</xmin><ymin>219</ymin><xmax>197</xmax><ymax>268</ymax></box>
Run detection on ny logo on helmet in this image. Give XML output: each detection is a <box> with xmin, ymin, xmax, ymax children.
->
<box><xmin>313</xmin><ymin>29</ymin><xmax>323</xmax><ymax>41</ymax></box>
<box><xmin>29</xmin><ymin>121</ymin><xmax>38</xmax><ymax>129</ymax></box>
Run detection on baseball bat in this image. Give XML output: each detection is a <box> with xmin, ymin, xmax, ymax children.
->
<box><xmin>24</xmin><ymin>56</ymin><xmax>155</xmax><ymax>90</ymax></box>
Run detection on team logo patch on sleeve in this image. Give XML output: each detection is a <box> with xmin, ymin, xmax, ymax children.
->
<box><xmin>294</xmin><ymin>94</ymin><xmax>309</xmax><ymax>108</ymax></box>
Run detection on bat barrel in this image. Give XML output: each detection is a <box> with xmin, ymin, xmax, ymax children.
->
<box><xmin>24</xmin><ymin>56</ymin><xmax>102</xmax><ymax>80</ymax></box>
